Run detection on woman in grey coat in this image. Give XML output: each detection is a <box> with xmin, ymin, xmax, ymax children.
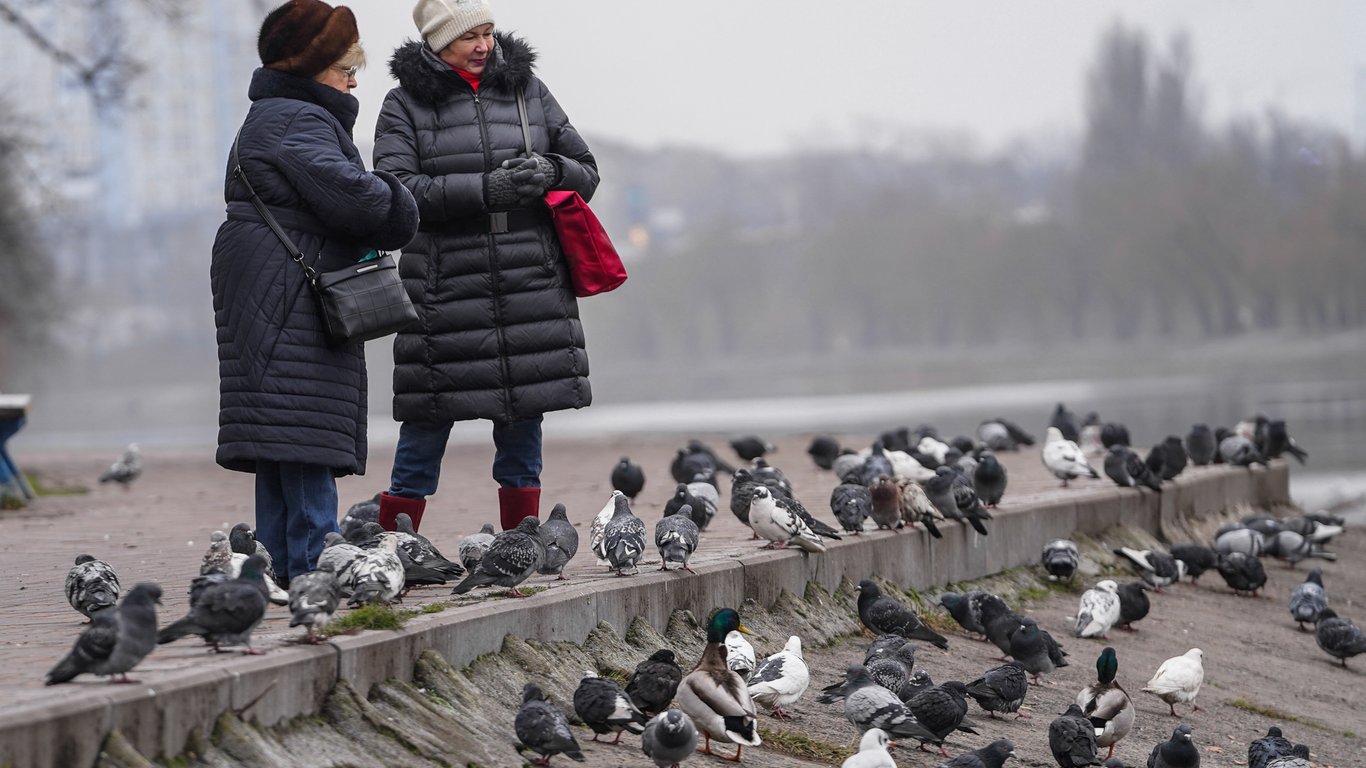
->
<box><xmin>373</xmin><ymin>0</ymin><xmax>599</xmax><ymax>532</ymax></box>
<box><xmin>211</xmin><ymin>0</ymin><xmax>419</xmax><ymax>582</ymax></box>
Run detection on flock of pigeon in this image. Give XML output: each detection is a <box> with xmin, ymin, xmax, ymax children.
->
<box><xmin>44</xmin><ymin>405</ymin><xmax>1358</xmax><ymax>768</ymax></box>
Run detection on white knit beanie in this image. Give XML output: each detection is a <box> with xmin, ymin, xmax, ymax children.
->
<box><xmin>414</xmin><ymin>0</ymin><xmax>495</xmax><ymax>53</ymax></box>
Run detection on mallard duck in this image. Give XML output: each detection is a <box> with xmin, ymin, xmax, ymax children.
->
<box><xmin>1076</xmin><ymin>647</ymin><xmax>1134</xmax><ymax>760</ymax></box>
<box><xmin>676</xmin><ymin>608</ymin><xmax>762</xmax><ymax>761</ymax></box>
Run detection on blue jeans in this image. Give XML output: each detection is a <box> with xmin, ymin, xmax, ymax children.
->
<box><xmin>254</xmin><ymin>461</ymin><xmax>338</xmax><ymax>584</ymax></box>
<box><xmin>389</xmin><ymin>416</ymin><xmax>543</xmax><ymax>498</ymax></box>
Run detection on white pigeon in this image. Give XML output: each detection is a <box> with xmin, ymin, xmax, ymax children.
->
<box><xmin>842</xmin><ymin>728</ymin><xmax>897</xmax><ymax>768</ymax></box>
<box><xmin>98</xmin><ymin>443</ymin><xmax>143</xmax><ymax>488</ymax></box>
<box><xmin>916</xmin><ymin>436</ymin><xmax>952</xmax><ymax>466</ymax></box>
<box><xmin>725</xmin><ymin>629</ymin><xmax>756</xmax><ymax>679</ymax></box>
<box><xmin>1042</xmin><ymin>427</ymin><xmax>1100</xmax><ymax>486</ymax></box>
<box><xmin>886</xmin><ymin>449</ymin><xmax>936</xmax><ymax>483</ymax></box>
<box><xmin>317</xmin><ymin>532</ymin><xmax>366</xmax><ymax>595</ymax></box>
<box><xmin>1074</xmin><ymin>580</ymin><xmax>1122</xmax><ymax>639</ymax></box>
<box><xmin>748</xmin><ymin>486</ymin><xmax>826</xmax><ymax>552</ymax></box>
<box><xmin>346</xmin><ymin>533</ymin><xmax>404</xmax><ymax>607</ymax></box>
<box><xmin>457</xmin><ymin>523</ymin><xmax>497</xmax><ymax>572</ymax></box>
<box><xmin>1142</xmin><ymin>648</ymin><xmax>1205</xmax><ymax>717</ymax></box>
<box><xmin>590</xmin><ymin>490</ymin><xmax>624</xmax><ymax>567</ymax></box>
<box><xmin>226</xmin><ymin>552</ymin><xmax>289</xmax><ymax>605</ymax></box>
<box><xmin>746</xmin><ymin>635</ymin><xmax>810</xmax><ymax>720</ymax></box>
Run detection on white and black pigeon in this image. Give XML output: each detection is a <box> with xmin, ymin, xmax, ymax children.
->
<box><xmin>748</xmin><ymin>485</ymin><xmax>828</xmax><ymax>552</ymax></box>
<box><xmin>1042</xmin><ymin>539</ymin><xmax>1080</xmax><ymax>581</ymax></box>
<box><xmin>610</xmin><ymin>456</ymin><xmax>645</xmax><ymax>500</ymax></box>
<box><xmin>46</xmin><ymin>582</ymin><xmax>161</xmax><ymax>684</ymax></box>
<box><xmin>747</xmin><ymin>635</ymin><xmax>810</xmax><ymax>720</ymax></box>
<box><xmin>200</xmin><ymin>531</ymin><xmax>233</xmax><ymax>575</ymax></box>
<box><xmin>655</xmin><ymin>504</ymin><xmax>700</xmax><ymax>573</ymax></box>
<box><xmin>1143</xmin><ymin>649</ymin><xmax>1204</xmax><ymax>717</ymax></box>
<box><xmin>1289</xmin><ymin>568</ymin><xmax>1328</xmax><ymax>631</ymax></box>
<box><xmin>591</xmin><ymin>491</ymin><xmax>626</xmax><ymax>567</ymax></box>
<box><xmin>1075</xmin><ymin>580</ymin><xmax>1122</xmax><ymax>639</ymax></box>
<box><xmin>457</xmin><ymin>523</ymin><xmax>497</xmax><ymax>573</ymax></box>
<box><xmin>573</xmin><ymin>671</ymin><xmax>649</xmax><ymax>745</ymax></box>
<box><xmin>604</xmin><ymin>494</ymin><xmax>648</xmax><ymax>576</ymax></box>
<box><xmin>536</xmin><ymin>503</ymin><xmax>579</xmax><ymax>580</ymax></box>
<box><xmin>317</xmin><ymin>532</ymin><xmax>366</xmax><ymax>595</ymax></box>
<box><xmin>726</xmin><ymin>629</ymin><xmax>757</xmax><ymax>680</ymax></box>
<box><xmin>641</xmin><ymin>709</ymin><xmax>698</xmax><ymax>768</ymax></box>
<box><xmin>1113</xmin><ymin>547</ymin><xmax>1186</xmax><ymax>592</ymax></box>
<box><xmin>1043</xmin><ymin>427</ymin><xmax>1100</xmax><ymax>487</ymax></box>
<box><xmin>158</xmin><ymin>554</ymin><xmax>271</xmax><ymax>653</ymax></box>
<box><xmin>925</xmin><ymin>466</ymin><xmax>990</xmax><ymax>536</ymax></box>
<box><xmin>287</xmin><ymin>566</ymin><xmax>340</xmax><ymax>643</ymax></box>
<box><xmin>841</xmin><ymin>728</ymin><xmax>897</xmax><ymax>768</ymax></box>
<box><xmin>394</xmin><ymin>513</ymin><xmax>465</xmax><ymax>581</ymax></box>
<box><xmin>65</xmin><ymin>554</ymin><xmax>121</xmax><ymax>620</ymax></box>
<box><xmin>98</xmin><ymin>443</ymin><xmax>142</xmax><ymax>488</ymax></box>
<box><xmin>229</xmin><ymin>522</ymin><xmax>276</xmax><ymax>581</ymax></box>
<box><xmin>451</xmin><ymin>517</ymin><xmax>546</xmax><ymax>597</ymax></box>
<box><xmin>346</xmin><ymin>532</ymin><xmax>406</xmax><ymax>607</ymax></box>
<box><xmin>1315</xmin><ymin>609</ymin><xmax>1366</xmax><ymax>667</ymax></box>
<box><xmin>514</xmin><ymin>682</ymin><xmax>586</xmax><ymax>764</ymax></box>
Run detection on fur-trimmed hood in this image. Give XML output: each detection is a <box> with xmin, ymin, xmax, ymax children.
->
<box><xmin>388</xmin><ymin>32</ymin><xmax>536</xmax><ymax>105</ymax></box>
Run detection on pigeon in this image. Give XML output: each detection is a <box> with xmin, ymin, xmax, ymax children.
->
<box><xmin>1042</xmin><ymin>540</ymin><xmax>1080</xmax><ymax>582</ymax></box>
<box><xmin>536</xmin><ymin>503</ymin><xmax>579</xmax><ymax>580</ymax></box>
<box><xmin>925</xmin><ymin>466</ymin><xmax>990</xmax><ymax>536</ymax></box>
<box><xmin>46</xmin><ymin>582</ymin><xmax>161</xmax><ymax>684</ymax></box>
<box><xmin>317</xmin><ymin>533</ymin><xmax>366</xmax><ymax>595</ymax></box>
<box><xmin>1169</xmin><ymin>544</ymin><xmax>1217</xmax><ymax>583</ymax></box>
<box><xmin>1075</xmin><ymin>581</ymin><xmax>1122</xmax><ymax>639</ymax></box>
<box><xmin>98</xmin><ymin>443</ymin><xmax>142</xmax><ymax>488</ymax></box>
<box><xmin>1043</xmin><ymin>427</ymin><xmax>1099</xmax><ymax>487</ymax></box>
<box><xmin>340</xmin><ymin>493</ymin><xmax>380</xmax><ymax>535</ymax></box>
<box><xmin>1282</xmin><ymin>516</ymin><xmax>1343</xmax><ymax>544</ymax></box>
<box><xmin>868</xmin><ymin>474</ymin><xmax>904</xmax><ymax>530</ymax></box>
<box><xmin>627</xmin><ymin>649</ymin><xmax>683</xmax><ymax>718</ymax></box>
<box><xmin>1145</xmin><ymin>438</ymin><xmax>1187</xmax><ymax>481</ymax></box>
<box><xmin>590</xmin><ymin>491</ymin><xmax>627</xmax><ymax>567</ymax></box>
<box><xmin>1050</xmin><ymin>403</ymin><xmax>1081</xmax><ymax>442</ymax></box>
<box><xmin>938</xmin><ymin>739</ymin><xmax>1016</xmax><ymax>768</ymax></box>
<box><xmin>808</xmin><ymin>435</ymin><xmax>842</xmax><ymax>470</ymax></box>
<box><xmin>656</xmin><ymin>506</ymin><xmax>700</xmax><ymax>573</ymax></box>
<box><xmin>1315</xmin><ymin>609</ymin><xmax>1366</xmax><ymax>667</ymax></box>
<box><xmin>287</xmin><ymin>567</ymin><xmax>340</xmax><ymax>642</ymax></box>
<box><xmin>864</xmin><ymin>633</ymin><xmax>915</xmax><ymax>665</ymax></box>
<box><xmin>457</xmin><ymin>523</ymin><xmax>497</xmax><ymax>572</ymax></box>
<box><xmin>610</xmin><ymin>456</ymin><xmax>645</xmax><ymax>500</ymax></box>
<box><xmin>1009</xmin><ymin>616</ymin><xmax>1069</xmax><ymax>683</ymax></box>
<box><xmin>837</xmin><ymin>664</ymin><xmax>939</xmax><ymax>744</ymax></box>
<box><xmin>730</xmin><ymin>435</ymin><xmax>775</xmax><ymax>461</ymax></box>
<box><xmin>965</xmin><ymin>661</ymin><xmax>1029</xmax><ymax>719</ymax></box>
<box><xmin>1115</xmin><ymin>582</ymin><xmax>1151</xmax><ymax>631</ymax></box>
<box><xmin>865</xmin><ymin>642</ymin><xmax>921</xmax><ymax>702</ymax></box>
<box><xmin>858</xmin><ymin>579</ymin><xmax>949</xmax><ymax>649</ymax></box>
<box><xmin>729</xmin><ymin>468</ymin><xmax>759</xmax><ymax>532</ymax></box>
<box><xmin>374</xmin><ymin>521</ymin><xmax>450</xmax><ymax>592</ymax></box>
<box><xmin>1104</xmin><ymin>446</ymin><xmax>1162</xmax><ymax>492</ymax></box>
<box><xmin>1265</xmin><ymin>747</ymin><xmax>1310</xmax><ymax>768</ymax></box>
<box><xmin>1143</xmin><ymin>649</ymin><xmax>1204</xmax><ymax>716</ymax></box>
<box><xmin>1289</xmin><ymin>568</ymin><xmax>1328</xmax><ymax>630</ymax></box>
<box><xmin>983</xmin><ymin>417</ymin><xmax>1036</xmax><ymax>449</ymax></box>
<box><xmin>939</xmin><ymin>591</ymin><xmax>988</xmax><ymax>637</ymax></box>
<box><xmin>832</xmin><ymin>476</ymin><xmax>874</xmax><ymax>533</ymax></box>
<box><xmin>1181</xmin><ymin>425</ymin><xmax>1215</xmax><ymax>466</ymax></box>
<box><xmin>725</xmin><ymin>629</ymin><xmax>756</xmax><ymax>679</ymax></box>
<box><xmin>842</xmin><ymin>728</ymin><xmax>897</xmax><ymax>768</ymax></box>
<box><xmin>573</xmin><ymin>671</ymin><xmax>648</xmax><ymax>744</ymax></box>
<box><xmin>1078</xmin><ymin>647</ymin><xmax>1134</xmax><ymax>761</ymax></box>
<box><xmin>663</xmin><ymin>482</ymin><xmax>711</xmax><ymax>531</ymax></box>
<box><xmin>1264</xmin><ymin>529</ymin><xmax>1336</xmax><ymax>567</ymax></box>
<box><xmin>229</xmin><ymin>523</ymin><xmax>278</xmax><ymax>585</ymax></box>
<box><xmin>603</xmin><ymin>494</ymin><xmax>648</xmax><ymax>576</ymax></box>
<box><xmin>1248</xmin><ymin>727</ymin><xmax>1295</xmax><ymax>768</ymax></box>
<box><xmin>227</xmin><ymin>547</ymin><xmax>290</xmax><ymax>605</ymax></box>
<box><xmin>685</xmin><ymin>477</ymin><xmax>721</xmax><ymax>531</ymax></box>
<box><xmin>898</xmin><ymin>478</ymin><xmax>944</xmax><ymax>537</ymax></box>
<box><xmin>65</xmin><ymin>554</ymin><xmax>121</xmax><ymax>620</ymax></box>
<box><xmin>832</xmin><ymin>451</ymin><xmax>866</xmax><ymax>482</ymax></box>
<box><xmin>676</xmin><ymin>608</ymin><xmax>761</xmax><ymax>761</ymax></box>
<box><xmin>859</xmin><ymin>441</ymin><xmax>897</xmax><ymax>486</ymax></box>
<box><xmin>1079</xmin><ymin>413</ymin><xmax>1104</xmax><ymax>455</ymax></box>
<box><xmin>906</xmin><ymin>680</ymin><xmax>978</xmax><ymax>755</ymax></box>
<box><xmin>748</xmin><ymin>485</ymin><xmax>828</xmax><ymax>552</ymax></box>
<box><xmin>973</xmin><ymin>452</ymin><xmax>1007</xmax><ymax>507</ymax></box>
<box><xmin>1214</xmin><ymin>527</ymin><xmax>1264</xmax><ymax>557</ymax></box>
<box><xmin>978</xmin><ymin>594</ymin><xmax>1027</xmax><ymax>657</ymax></box>
<box><xmin>450</xmin><ymin>517</ymin><xmax>546</xmax><ymax>597</ymax></box>
<box><xmin>1215</xmin><ymin>552</ymin><xmax>1267</xmax><ymax>597</ymax></box>
<box><xmin>347</xmin><ymin>532</ymin><xmax>406</xmax><ymax>607</ymax></box>
<box><xmin>394</xmin><ymin>513</ymin><xmax>465</xmax><ymax>580</ymax></box>
<box><xmin>1219</xmin><ymin>435</ymin><xmax>1265</xmax><ymax>467</ymax></box>
<box><xmin>641</xmin><ymin>709</ymin><xmax>698</xmax><ymax>768</ymax></box>
<box><xmin>158</xmin><ymin>554</ymin><xmax>271</xmax><ymax>653</ymax></box>
<box><xmin>1262</xmin><ymin>420</ymin><xmax>1307</xmax><ymax>464</ymax></box>
<box><xmin>514</xmin><ymin>682</ymin><xmax>586</xmax><ymax>765</ymax></box>
<box><xmin>747</xmin><ymin>635</ymin><xmax>809</xmax><ymax>720</ymax></box>
<box><xmin>1050</xmin><ymin>703</ymin><xmax>1101</xmax><ymax>767</ymax></box>
<box><xmin>200</xmin><ymin>531</ymin><xmax>233</xmax><ymax>575</ymax></box>
<box><xmin>1113</xmin><ymin>548</ymin><xmax>1185</xmax><ymax>592</ymax></box>
<box><xmin>670</xmin><ymin>444</ymin><xmax>720</xmax><ymax>486</ymax></box>
<box><xmin>1147</xmin><ymin>724</ymin><xmax>1199</xmax><ymax>768</ymax></box>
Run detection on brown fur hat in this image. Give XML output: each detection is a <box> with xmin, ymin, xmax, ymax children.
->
<box><xmin>258</xmin><ymin>0</ymin><xmax>358</xmax><ymax>78</ymax></box>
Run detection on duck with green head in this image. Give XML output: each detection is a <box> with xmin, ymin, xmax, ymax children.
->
<box><xmin>1076</xmin><ymin>646</ymin><xmax>1134</xmax><ymax>760</ymax></box>
<box><xmin>676</xmin><ymin>608</ymin><xmax>762</xmax><ymax>761</ymax></box>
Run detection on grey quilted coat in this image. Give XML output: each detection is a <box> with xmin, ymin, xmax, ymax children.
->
<box><xmin>211</xmin><ymin>68</ymin><xmax>420</xmax><ymax>476</ymax></box>
<box><xmin>375</xmin><ymin>34</ymin><xmax>599</xmax><ymax>424</ymax></box>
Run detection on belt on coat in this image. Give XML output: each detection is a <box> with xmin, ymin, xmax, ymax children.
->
<box><xmin>418</xmin><ymin>208</ymin><xmax>547</xmax><ymax>236</ymax></box>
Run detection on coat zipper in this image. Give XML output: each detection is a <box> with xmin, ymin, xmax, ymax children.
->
<box><xmin>473</xmin><ymin>90</ymin><xmax>516</xmax><ymax>418</ymax></box>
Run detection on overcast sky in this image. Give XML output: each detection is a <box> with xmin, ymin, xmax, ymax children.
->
<box><xmin>346</xmin><ymin>1</ymin><xmax>1363</xmax><ymax>157</ymax></box>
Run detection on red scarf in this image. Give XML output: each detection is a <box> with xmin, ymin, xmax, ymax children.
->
<box><xmin>451</xmin><ymin>65</ymin><xmax>481</xmax><ymax>92</ymax></box>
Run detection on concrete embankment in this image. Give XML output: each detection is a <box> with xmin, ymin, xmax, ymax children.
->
<box><xmin>0</xmin><ymin>461</ymin><xmax>1290</xmax><ymax>768</ymax></box>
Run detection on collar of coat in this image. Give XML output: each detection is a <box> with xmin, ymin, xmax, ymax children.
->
<box><xmin>248</xmin><ymin>67</ymin><xmax>360</xmax><ymax>135</ymax></box>
<box><xmin>388</xmin><ymin>32</ymin><xmax>536</xmax><ymax>105</ymax></box>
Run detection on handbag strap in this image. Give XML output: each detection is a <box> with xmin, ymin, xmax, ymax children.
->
<box><xmin>514</xmin><ymin>88</ymin><xmax>533</xmax><ymax>159</ymax></box>
<box><xmin>231</xmin><ymin>130</ymin><xmax>319</xmax><ymax>283</ymax></box>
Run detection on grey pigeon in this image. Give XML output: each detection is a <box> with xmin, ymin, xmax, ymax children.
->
<box><xmin>1148</xmin><ymin>723</ymin><xmax>1199</xmax><ymax>768</ymax></box>
<box><xmin>939</xmin><ymin>591</ymin><xmax>988</xmax><ymax>637</ymax></box>
<box><xmin>1289</xmin><ymin>568</ymin><xmax>1328</xmax><ymax>630</ymax></box>
<box><xmin>1050</xmin><ymin>704</ymin><xmax>1100</xmax><ymax>767</ymax></box>
<box><xmin>610</xmin><ymin>456</ymin><xmax>645</xmax><ymax>500</ymax></box>
<box><xmin>1101</xmin><ymin>423</ymin><xmax>1131</xmax><ymax>449</ymax></box>
<box><xmin>451</xmin><ymin>517</ymin><xmax>546</xmax><ymax>597</ymax></box>
<box><xmin>65</xmin><ymin>554</ymin><xmax>121</xmax><ymax>619</ymax></box>
<box><xmin>831</xmin><ymin>477</ymin><xmax>873</xmax><ymax>533</ymax></box>
<box><xmin>807</xmin><ymin>435</ymin><xmax>842</xmax><ymax>469</ymax></box>
<box><xmin>906</xmin><ymin>680</ymin><xmax>978</xmax><ymax>755</ymax></box>
<box><xmin>1114</xmin><ymin>548</ymin><xmax>1185</xmax><ymax>592</ymax></box>
<box><xmin>158</xmin><ymin>554</ymin><xmax>270</xmax><ymax>653</ymax></box>
<box><xmin>536</xmin><ymin>503</ymin><xmax>579</xmax><ymax>579</ymax></box>
<box><xmin>938</xmin><ymin>738</ymin><xmax>1016</xmax><ymax>768</ymax></box>
<box><xmin>626</xmin><ymin>649</ymin><xmax>683</xmax><ymax>717</ymax></box>
<box><xmin>663</xmin><ymin>482</ymin><xmax>711</xmax><ymax>531</ymax></box>
<box><xmin>867</xmin><ymin>474</ymin><xmax>903</xmax><ymax>530</ymax></box>
<box><xmin>1219</xmin><ymin>435</ymin><xmax>1264</xmax><ymax>467</ymax></box>
<box><xmin>317</xmin><ymin>532</ymin><xmax>366</xmax><ymax>595</ymax></box>
<box><xmin>966</xmin><ymin>661</ymin><xmax>1029</xmax><ymax>719</ymax></box>
<box><xmin>1266</xmin><ymin>745</ymin><xmax>1310</xmax><ymax>768</ymax></box>
<box><xmin>839</xmin><ymin>664</ymin><xmax>939</xmax><ymax>743</ymax></box>
<box><xmin>1264</xmin><ymin>529</ymin><xmax>1336</xmax><ymax>567</ymax></box>
<box><xmin>832</xmin><ymin>451</ymin><xmax>866</xmax><ymax>482</ymax></box>
<box><xmin>1184</xmin><ymin>425</ymin><xmax>1216</xmax><ymax>466</ymax></box>
<box><xmin>973</xmin><ymin>452</ymin><xmax>1007</xmax><ymax>507</ymax></box>
<box><xmin>287</xmin><ymin>567</ymin><xmax>340</xmax><ymax>642</ymax></box>
<box><xmin>865</xmin><ymin>634</ymin><xmax>915</xmax><ymax>665</ymax></box>
<box><xmin>641</xmin><ymin>709</ymin><xmax>698</xmax><ymax>768</ymax></box>
<box><xmin>1042</xmin><ymin>540</ymin><xmax>1080</xmax><ymax>581</ymax></box>
<box><xmin>1116</xmin><ymin>582</ymin><xmax>1151</xmax><ymax>630</ymax></box>
<box><xmin>604</xmin><ymin>495</ymin><xmax>648</xmax><ymax>575</ymax></box>
<box><xmin>515</xmin><ymin>682</ymin><xmax>586</xmax><ymax>764</ymax></box>
<box><xmin>200</xmin><ymin>531</ymin><xmax>233</xmax><ymax>575</ymax></box>
<box><xmin>866</xmin><ymin>642</ymin><xmax>920</xmax><ymax>702</ymax></box>
<box><xmin>395</xmin><ymin>513</ymin><xmax>465</xmax><ymax>580</ymax></box>
<box><xmin>655</xmin><ymin>505</ymin><xmax>700</xmax><ymax>573</ymax></box>
<box><xmin>818</xmin><ymin>636</ymin><xmax>911</xmax><ymax>704</ymax></box>
<box><xmin>1315</xmin><ymin>609</ymin><xmax>1366</xmax><ymax>666</ymax></box>
<box><xmin>859</xmin><ymin>442</ymin><xmax>896</xmax><ymax>487</ymax></box>
<box><xmin>347</xmin><ymin>532</ymin><xmax>407</xmax><ymax>606</ymax></box>
<box><xmin>1009</xmin><ymin>616</ymin><xmax>1069</xmax><ymax>682</ymax></box>
<box><xmin>46</xmin><ymin>582</ymin><xmax>161</xmax><ymax>684</ymax></box>
<box><xmin>925</xmin><ymin>466</ymin><xmax>990</xmax><ymax>536</ymax></box>
<box><xmin>1215</xmin><ymin>552</ymin><xmax>1267</xmax><ymax>597</ymax></box>
<box><xmin>98</xmin><ymin>443</ymin><xmax>142</xmax><ymax>488</ymax></box>
<box><xmin>573</xmin><ymin>672</ymin><xmax>648</xmax><ymax>744</ymax></box>
<box><xmin>857</xmin><ymin>579</ymin><xmax>949</xmax><ymax>650</ymax></box>
<box><xmin>1214</xmin><ymin>527</ymin><xmax>1264</xmax><ymax>557</ymax></box>
<box><xmin>1169</xmin><ymin>544</ymin><xmax>1217</xmax><ymax>583</ymax></box>
<box><xmin>458</xmin><ymin>523</ymin><xmax>497</xmax><ymax>572</ymax></box>
<box><xmin>1248</xmin><ymin>727</ymin><xmax>1294</xmax><ymax>768</ymax></box>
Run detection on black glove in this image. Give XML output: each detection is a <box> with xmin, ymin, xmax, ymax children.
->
<box><xmin>485</xmin><ymin>155</ymin><xmax>561</xmax><ymax>209</ymax></box>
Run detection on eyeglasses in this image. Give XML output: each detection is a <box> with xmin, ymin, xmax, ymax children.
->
<box><xmin>332</xmin><ymin>65</ymin><xmax>359</xmax><ymax>78</ymax></box>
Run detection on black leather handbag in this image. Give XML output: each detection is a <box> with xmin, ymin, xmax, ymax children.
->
<box><xmin>231</xmin><ymin>135</ymin><xmax>417</xmax><ymax>346</ymax></box>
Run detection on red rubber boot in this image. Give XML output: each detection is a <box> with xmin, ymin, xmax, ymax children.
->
<box><xmin>498</xmin><ymin>487</ymin><xmax>540</xmax><ymax>531</ymax></box>
<box><xmin>378</xmin><ymin>492</ymin><xmax>427</xmax><ymax>532</ymax></box>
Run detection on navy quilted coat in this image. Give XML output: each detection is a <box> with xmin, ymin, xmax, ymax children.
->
<box><xmin>211</xmin><ymin>68</ymin><xmax>419</xmax><ymax>476</ymax></box>
<box><xmin>374</xmin><ymin>35</ymin><xmax>599</xmax><ymax>424</ymax></box>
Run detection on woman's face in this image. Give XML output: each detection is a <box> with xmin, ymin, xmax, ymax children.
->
<box><xmin>438</xmin><ymin>23</ymin><xmax>495</xmax><ymax>74</ymax></box>
<box><xmin>317</xmin><ymin>63</ymin><xmax>358</xmax><ymax>93</ymax></box>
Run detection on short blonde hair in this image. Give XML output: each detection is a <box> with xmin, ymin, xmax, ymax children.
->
<box><xmin>334</xmin><ymin>41</ymin><xmax>366</xmax><ymax>72</ymax></box>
